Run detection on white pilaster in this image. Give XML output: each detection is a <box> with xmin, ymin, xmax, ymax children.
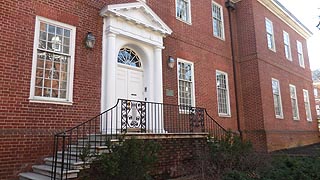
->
<box><xmin>153</xmin><ymin>46</ymin><xmax>163</xmax><ymax>103</ymax></box>
<box><xmin>105</xmin><ymin>32</ymin><xmax>117</xmax><ymax>110</ymax></box>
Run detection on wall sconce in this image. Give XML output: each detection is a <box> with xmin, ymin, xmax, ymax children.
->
<box><xmin>168</xmin><ymin>56</ymin><xmax>175</xmax><ymax>69</ymax></box>
<box><xmin>85</xmin><ymin>32</ymin><xmax>96</xmax><ymax>49</ymax></box>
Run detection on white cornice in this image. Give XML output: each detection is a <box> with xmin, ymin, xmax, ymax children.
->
<box><xmin>257</xmin><ymin>0</ymin><xmax>312</xmax><ymax>39</ymax></box>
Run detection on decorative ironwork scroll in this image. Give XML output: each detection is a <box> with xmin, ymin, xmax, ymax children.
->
<box><xmin>121</xmin><ymin>100</ymin><xmax>146</xmax><ymax>133</ymax></box>
<box><xmin>189</xmin><ymin>107</ymin><xmax>205</xmax><ymax>132</ymax></box>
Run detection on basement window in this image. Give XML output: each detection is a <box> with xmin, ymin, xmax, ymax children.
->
<box><xmin>29</xmin><ymin>16</ymin><xmax>76</xmax><ymax>104</ymax></box>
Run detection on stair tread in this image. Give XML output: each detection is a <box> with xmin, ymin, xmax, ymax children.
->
<box><xmin>19</xmin><ymin>172</ymin><xmax>52</xmax><ymax>180</ymax></box>
<box><xmin>44</xmin><ymin>157</ymin><xmax>84</xmax><ymax>165</ymax></box>
<box><xmin>33</xmin><ymin>164</ymin><xmax>80</xmax><ymax>173</ymax></box>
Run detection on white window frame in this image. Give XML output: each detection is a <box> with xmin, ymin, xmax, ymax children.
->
<box><xmin>265</xmin><ymin>18</ymin><xmax>276</xmax><ymax>52</ymax></box>
<box><xmin>29</xmin><ymin>16</ymin><xmax>76</xmax><ymax>105</ymax></box>
<box><xmin>297</xmin><ymin>40</ymin><xmax>305</xmax><ymax>68</ymax></box>
<box><xmin>177</xmin><ymin>58</ymin><xmax>195</xmax><ymax>112</ymax></box>
<box><xmin>303</xmin><ymin>89</ymin><xmax>312</xmax><ymax>121</ymax></box>
<box><xmin>283</xmin><ymin>31</ymin><xmax>292</xmax><ymax>61</ymax></box>
<box><xmin>175</xmin><ymin>0</ymin><xmax>192</xmax><ymax>24</ymax></box>
<box><xmin>212</xmin><ymin>1</ymin><xmax>225</xmax><ymax>40</ymax></box>
<box><xmin>314</xmin><ymin>88</ymin><xmax>318</xmax><ymax>97</ymax></box>
<box><xmin>272</xmin><ymin>78</ymin><xmax>283</xmax><ymax>119</ymax></box>
<box><xmin>289</xmin><ymin>84</ymin><xmax>300</xmax><ymax>120</ymax></box>
<box><xmin>216</xmin><ymin>70</ymin><xmax>231</xmax><ymax>117</ymax></box>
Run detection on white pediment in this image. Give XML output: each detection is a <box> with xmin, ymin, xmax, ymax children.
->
<box><xmin>100</xmin><ymin>2</ymin><xmax>172</xmax><ymax>35</ymax></box>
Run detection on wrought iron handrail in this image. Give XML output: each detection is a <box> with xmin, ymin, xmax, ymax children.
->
<box><xmin>51</xmin><ymin>99</ymin><xmax>230</xmax><ymax>179</ymax></box>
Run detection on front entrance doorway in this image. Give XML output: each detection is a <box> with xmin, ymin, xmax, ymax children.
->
<box><xmin>116</xmin><ymin>48</ymin><xmax>144</xmax><ymax>101</ymax></box>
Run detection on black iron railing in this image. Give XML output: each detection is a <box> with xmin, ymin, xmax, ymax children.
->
<box><xmin>51</xmin><ymin>99</ymin><xmax>229</xmax><ymax>179</ymax></box>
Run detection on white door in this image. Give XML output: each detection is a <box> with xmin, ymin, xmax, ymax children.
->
<box><xmin>116</xmin><ymin>66</ymin><xmax>144</xmax><ymax>101</ymax></box>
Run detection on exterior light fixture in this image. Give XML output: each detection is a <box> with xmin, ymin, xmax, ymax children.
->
<box><xmin>85</xmin><ymin>32</ymin><xmax>96</xmax><ymax>49</ymax></box>
<box><xmin>168</xmin><ymin>56</ymin><xmax>175</xmax><ymax>69</ymax></box>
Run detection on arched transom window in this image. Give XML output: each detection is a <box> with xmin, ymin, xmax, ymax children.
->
<box><xmin>117</xmin><ymin>48</ymin><xmax>141</xmax><ymax>68</ymax></box>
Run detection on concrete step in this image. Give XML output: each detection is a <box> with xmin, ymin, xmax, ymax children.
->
<box><xmin>67</xmin><ymin>144</ymin><xmax>110</xmax><ymax>154</ymax></box>
<box><xmin>19</xmin><ymin>172</ymin><xmax>52</xmax><ymax>180</ymax></box>
<box><xmin>44</xmin><ymin>157</ymin><xmax>88</xmax><ymax>170</ymax></box>
<box><xmin>33</xmin><ymin>165</ymin><xmax>79</xmax><ymax>180</ymax></box>
<box><xmin>77</xmin><ymin>138</ymin><xmax>121</xmax><ymax>147</ymax></box>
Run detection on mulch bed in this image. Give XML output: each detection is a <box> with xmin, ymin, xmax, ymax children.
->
<box><xmin>272</xmin><ymin>143</ymin><xmax>320</xmax><ymax>157</ymax></box>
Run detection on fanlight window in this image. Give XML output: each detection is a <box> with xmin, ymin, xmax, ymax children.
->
<box><xmin>117</xmin><ymin>48</ymin><xmax>141</xmax><ymax>68</ymax></box>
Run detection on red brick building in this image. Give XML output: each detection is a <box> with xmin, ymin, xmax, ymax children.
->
<box><xmin>0</xmin><ymin>0</ymin><xmax>318</xmax><ymax>179</ymax></box>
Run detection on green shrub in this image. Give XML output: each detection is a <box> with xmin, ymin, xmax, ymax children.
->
<box><xmin>259</xmin><ymin>156</ymin><xmax>320</xmax><ymax>180</ymax></box>
<box><xmin>81</xmin><ymin>138</ymin><xmax>159</xmax><ymax>180</ymax></box>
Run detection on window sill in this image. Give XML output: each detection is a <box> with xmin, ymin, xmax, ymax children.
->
<box><xmin>219</xmin><ymin>114</ymin><xmax>231</xmax><ymax>118</ymax></box>
<box><xmin>176</xmin><ymin>17</ymin><xmax>192</xmax><ymax>25</ymax></box>
<box><xmin>268</xmin><ymin>47</ymin><xmax>276</xmax><ymax>52</ymax></box>
<box><xmin>29</xmin><ymin>97</ymin><xmax>73</xmax><ymax>105</ymax></box>
<box><xmin>213</xmin><ymin>35</ymin><xmax>225</xmax><ymax>41</ymax></box>
<box><xmin>276</xmin><ymin>116</ymin><xmax>284</xmax><ymax>119</ymax></box>
<box><xmin>293</xmin><ymin>118</ymin><xmax>300</xmax><ymax>121</ymax></box>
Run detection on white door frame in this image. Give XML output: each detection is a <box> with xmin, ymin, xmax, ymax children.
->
<box><xmin>100</xmin><ymin>2</ymin><xmax>172</xmax><ymax>133</ymax></box>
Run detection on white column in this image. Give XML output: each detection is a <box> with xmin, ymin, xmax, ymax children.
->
<box><xmin>153</xmin><ymin>46</ymin><xmax>164</xmax><ymax>133</ymax></box>
<box><xmin>153</xmin><ymin>46</ymin><xmax>163</xmax><ymax>103</ymax></box>
<box><xmin>101</xmin><ymin>29</ymin><xmax>117</xmax><ymax>133</ymax></box>
<box><xmin>105</xmin><ymin>32</ymin><xmax>117</xmax><ymax>110</ymax></box>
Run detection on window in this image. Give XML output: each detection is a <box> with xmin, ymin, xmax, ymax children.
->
<box><xmin>212</xmin><ymin>1</ymin><xmax>224</xmax><ymax>39</ymax></box>
<box><xmin>290</xmin><ymin>84</ymin><xmax>299</xmax><ymax>120</ymax></box>
<box><xmin>265</xmin><ymin>18</ymin><xmax>275</xmax><ymax>51</ymax></box>
<box><xmin>30</xmin><ymin>16</ymin><xmax>76</xmax><ymax>104</ymax></box>
<box><xmin>303</xmin><ymin>89</ymin><xmax>312</xmax><ymax>121</ymax></box>
<box><xmin>176</xmin><ymin>0</ymin><xmax>191</xmax><ymax>23</ymax></box>
<box><xmin>216</xmin><ymin>71</ymin><xmax>231</xmax><ymax>116</ymax></box>
<box><xmin>117</xmin><ymin>48</ymin><xmax>141</xmax><ymax>68</ymax></box>
<box><xmin>297</xmin><ymin>41</ymin><xmax>304</xmax><ymax>68</ymax></box>
<box><xmin>314</xmin><ymin>88</ymin><xmax>318</xmax><ymax>97</ymax></box>
<box><xmin>178</xmin><ymin>59</ymin><xmax>195</xmax><ymax>109</ymax></box>
<box><xmin>272</xmin><ymin>78</ymin><xmax>283</xmax><ymax>118</ymax></box>
<box><xmin>283</xmin><ymin>31</ymin><xmax>292</xmax><ymax>60</ymax></box>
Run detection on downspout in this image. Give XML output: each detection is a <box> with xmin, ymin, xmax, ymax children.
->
<box><xmin>225</xmin><ymin>0</ymin><xmax>242</xmax><ymax>138</ymax></box>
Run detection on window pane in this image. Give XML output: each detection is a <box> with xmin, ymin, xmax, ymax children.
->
<box><xmin>178</xmin><ymin>61</ymin><xmax>193</xmax><ymax>108</ymax></box>
<box><xmin>217</xmin><ymin>72</ymin><xmax>230</xmax><ymax>115</ymax></box>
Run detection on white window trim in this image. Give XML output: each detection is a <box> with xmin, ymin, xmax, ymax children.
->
<box><xmin>175</xmin><ymin>0</ymin><xmax>192</xmax><ymax>24</ymax></box>
<box><xmin>265</xmin><ymin>18</ymin><xmax>276</xmax><ymax>52</ymax></box>
<box><xmin>303</xmin><ymin>89</ymin><xmax>312</xmax><ymax>121</ymax></box>
<box><xmin>283</xmin><ymin>31</ymin><xmax>292</xmax><ymax>61</ymax></box>
<box><xmin>216</xmin><ymin>70</ymin><xmax>231</xmax><ymax>117</ymax></box>
<box><xmin>289</xmin><ymin>84</ymin><xmax>300</xmax><ymax>120</ymax></box>
<box><xmin>212</xmin><ymin>1</ymin><xmax>225</xmax><ymax>40</ymax></box>
<box><xmin>272</xmin><ymin>78</ymin><xmax>283</xmax><ymax>119</ymax></box>
<box><xmin>29</xmin><ymin>16</ymin><xmax>76</xmax><ymax>105</ymax></box>
<box><xmin>297</xmin><ymin>40</ymin><xmax>305</xmax><ymax>68</ymax></box>
<box><xmin>177</xmin><ymin>58</ymin><xmax>196</xmax><ymax>112</ymax></box>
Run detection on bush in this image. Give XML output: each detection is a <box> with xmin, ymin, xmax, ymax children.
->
<box><xmin>259</xmin><ymin>155</ymin><xmax>320</xmax><ymax>180</ymax></box>
<box><xmin>80</xmin><ymin>138</ymin><xmax>159</xmax><ymax>180</ymax></box>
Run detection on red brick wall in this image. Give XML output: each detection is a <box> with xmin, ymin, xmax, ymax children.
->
<box><xmin>158</xmin><ymin>0</ymin><xmax>238</xmax><ymax>130</ymax></box>
<box><xmin>125</xmin><ymin>134</ymin><xmax>208</xmax><ymax>179</ymax></box>
<box><xmin>234</xmin><ymin>0</ymin><xmax>319</xmax><ymax>151</ymax></box>
<box><xmin>0</xmin><ymin>0</ymin><xmax>238</xmax><ymax>178</ymax></box>
<box><xmin>0</xmin><ymin>0</ymin><xmax>137</xmax><ymax>179</ymax></box>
